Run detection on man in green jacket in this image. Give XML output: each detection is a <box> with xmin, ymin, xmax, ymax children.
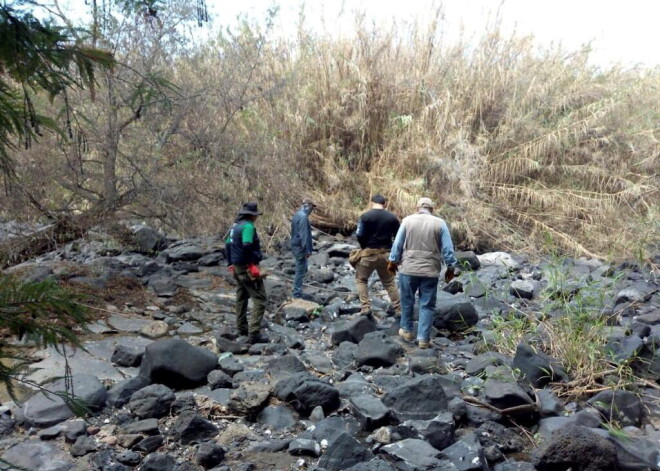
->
<box><xmin>225</xmin><ymin>202</ymin><xmax>268</xmax><ymax>344</ymax></box>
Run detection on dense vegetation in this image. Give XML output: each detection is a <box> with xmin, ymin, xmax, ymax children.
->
<box><xmin>1</xmin><ymin>1</ymin><xmax>658</xmax><ymax>262</ymax></box>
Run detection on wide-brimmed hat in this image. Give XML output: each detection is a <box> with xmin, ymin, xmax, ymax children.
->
<box><xmin>238</xmin><ymin>202</ymin><xmax>262</xmax><ymax>216</ymax></box>
<box><xmin>302</xmin><ymin>198</ymin><xmax>317</xmax><ymax>207</ymax></box>
<box><xmin>416</xmin><ymin>197</ymin><xmax>435</xmax><ymax>209</ymax></box>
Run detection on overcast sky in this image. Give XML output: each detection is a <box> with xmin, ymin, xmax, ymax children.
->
<box><xmin>209</xmin><ymin>0</ymin><xmax>660</xmax><ymax>67</ymax></box>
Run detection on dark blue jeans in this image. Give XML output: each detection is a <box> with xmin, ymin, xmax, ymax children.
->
<box><xmin>399</xmin><ymin>273</ymin><xmax>438</xmax><ymax>341</ymax></box>
<box><xmin>292</xmin><ymin>253</ymin><xmax>308</xmax><ymax>298</ymax></box>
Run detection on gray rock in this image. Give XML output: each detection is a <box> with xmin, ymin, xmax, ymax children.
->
<box><xmin>90</xmin><ymin>449</ymin><xmax>132</xmax><ymax>470</ymax></box>
<box><xmin>140</xmin><ymin>453</ymin><xmax>177</xmax><ymax>471</ymax></box>
<box><xmin>228</xmin><ymin>382</ymin><xmax>271</xmax><ymax>419</ymax></box>
<box><xmin>337</xmin><ymin>373</ymin><xmax>377</xmax><ymax>398</ymax></box>
<box><xmin>139</xmin><ymin>338</ymin><xmax>218</xmax><ymax>389</ymax></box>
<box><xmin>536</xmin><ymin>410</ymin><xmax>603</xmax><ymax>440</ymax></box>
<box><xmin>434</xmin><ymin>294</ymin><xmax>478</xmax><ymax>332</ymax></box>
<box><xmin>0</xmin><ymin>440</ymin><xmax>75</xmax><ymax>471</ymax></box>
<box><xmin>256</xmin><ymin>405</ymin><xmax>297</xmax><ymax>430</ymax></box>
<box><xmin>350</xmin><ymin>394</ymin><xmax>390</xmax><ymax>431</ymax></box>
<box><xmin>195</xmin><ymin>442</ymin><xmax>225</xmax><ymax>469</ymax></box>
<box><xmin>439</xmin><ymin>432</ymin><xmax>488</xmax><ymax>470</ymax></box>
<box><xmin>107</xmin><ymin>376</ymin><xmax>151</xmax><ymax>408</ymax></box>
<box><xmin>23</xmin><ymin>374</ymin><xmax>106</xmax><ymax>427</ymax></box>
<box><xmin>476</xmin><ymin>421</ymin><xmax>525</xmax><ymax>454</ymax></box>
<box><xmin>162</xmin><ymin>243</ymin><xmax>203</xmax><ymax>262</ymax></box>
<box><xmin>615</xmin><ymin>282</ymin><xmax>656</xmax><ymax>304</ymax></box>
<box><xmin>465</xmin><ymin>352</ymin><xmax>509</xmax><ymax>376</ymax></box>
<box><xmin>512</xmin><ymin>343</ymin><xmax>567</xmax><ymax>388</ymax></box>
<box><xmin>605</xmin><ymin>335</ymin><xmax>644</xmax><ymax>363</ymax></box>
<box><xmin>317</xmin><ymin>432</ymin><xmax>373</xmax><ymax>471</ymax></box>
<box><xmin>587</xmin><ymin>389</ymin><xmax>643</xmax><ymax>427</ymax></box>
<box><xmin>218</xmin><ymin>356</ymin><xmax>244</xmax><ymax>376</ymax></box>
<box><xmin>401</xmin><ymin>412</ymin><xmax>455</xmax><ymax>451</ymax></box>
<box><xmin>128</xmin><ymin>384</ymin><xmax>175</xmax><ymax>418</ymax></box>
<box><xmin>133</xmin><ymin>226</ymin><xmax>168</xmax><ymax>253</ymax></box>
<box><xmin>288</xmin><ymin>438</ymin><xmax>321</xmax><ymax>457</ymax></box>
<box><xmin>63</xmin><ymin>419</ymin><xmax>87</xmax><ymax>443</ymax></box>
<box><xmin>170</xmin><ymin>411</ymin><xmax>219</xmax><ymax>444</ymax></box>
<box><xmin>327</xmin><ymin>244</ymin><xmax>359</xmax><ymax>258</ymax></box>
<box><xmin>267</xmin><ymin>355</ymin><xmax>307</xmax><ymax>380</ymax></box>
<box><xmin>299</xmin><ymin>416</ymin><xmax>361</xmax><ymax>445</ymax></box>
<box><xmin>356</xmin><ymin>331</ymin><xmax>403</xmax><ymax>368</ymax></box>
<box><xmin>483</xmin><ymin>367</ymin><xmax>535</xmax><ymax>411</ymax></box>
<box><xmin>456</xmin><ymin>251</ymin><xmax>481</xmax><ymax>270</ymax></box>
<box><xmin>344</xmin><ymin>458</ymin><xmax>397</xmax><ymax>471</ymax></box>
<box><xmin>592</xmin><ymin>428</ymin><xmax>660</xmax><ymax>471</ymax></box>
<box><xmin>382</xmin><ymin>375</ymin><xmax>449</xmax><ymax>422</ymax></box>
<box><xmin>115</xmin><ymin>450</ymin><xmax>142</xmax><ymax>466</ymax></box>
<box><xmin>111</xmin><ymin>344</ymin><xmax>144</xmax><ymax>367</ymax></box>
<box><xmin>332</xmin><ymin>341</ymin><xmax>358</xmax><ymax>369</ymax></box>
<box><xmin>70</xmin><ymin>436</ymin><xmax>96</xmax><ymax>457</ymax></box>
<box><xmin>134</xmin><ymin>435</ymin><xmax>164</xmax><ymax>453</ymax></box>
<box><xmin>123</xmin><ymin>418</ymin><xmax>160</xmax><ymax>435</ymax></box>
<box><xmin>510</xmin><ymin>280</ymin><xmax>535</xmax><ymax>299</ymax></box>
<box><xmin>533</xmin><ymin>425</ymin><xmax>617</xmax><ymax>471</ymax></box>
<box><xmin>331</xmin><ymin>315</ymin><xmax>378</xmax><ymax>345</ymax></box>
<box><xmin>149</xmin><ymin>276</ymin><xmax>178</xmax><ymax>297</ymax></box>
<box><xmin>381</xmin><ymin>438</ymin><xmax>444</xmax><ymax>470</ymax></box>
<box><xmin>208</xmin><ymin>370</ymin><xmax>233</xmax><ymax>390</ymax></box>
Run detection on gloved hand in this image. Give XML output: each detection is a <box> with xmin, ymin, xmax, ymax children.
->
<box><xmin>248</xmin><ymin>264</ymin><xmax>261</xmax><ymax>279</ymax></box>
<box><xmin>444</xmin><ymin>267</ymin><xmax>455</xmax><ymax>283</ymax></box>
<box><xmin>228</xmin><ymin>265</ymin><xmax>235</xmax><ymax>275</ymax></box>
<box><xmin>387</xmin><ymin>261</ymin><xmax>398</xmax><ymax>274</ymax></box>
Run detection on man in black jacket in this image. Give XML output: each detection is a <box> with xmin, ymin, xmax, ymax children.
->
<box><xmin>355</xmin><ymin>194</ymin><xmax>400</xmax><ymax>316</ymax></box>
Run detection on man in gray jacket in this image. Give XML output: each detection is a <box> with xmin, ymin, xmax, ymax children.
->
<box><xmin>388</xmin><ymin>197</ymin><xmax>457</xmax><ymax>348</ymax></box>
<box><xmin>290</xmin><ymin>198</ymin><xmax>316</xmax><ymax>298</ymax></box>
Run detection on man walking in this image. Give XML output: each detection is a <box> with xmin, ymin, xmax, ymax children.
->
<box><xmin>388</xmin><ymin>197</ymin><xmax>457</xmax><ymax>348</ymax></box>
<box><xmin>355</xmin><ymin>194</ymin><xmax>401</xmax><ymax>316</ymax></box>
<box><xmin>225</xmin><ymin>202</ymin><xmax>268</xmax><ymax>344</ymax></box>
<box><xmin>290</xmin><ymin>198</ymin><xmax>316</xmax><ymax>299</ymax></box>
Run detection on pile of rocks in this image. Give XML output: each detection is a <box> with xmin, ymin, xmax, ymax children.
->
<box><xmin>0</xmin><ymin>226</ymin><xmax>658</xmax><ymax>470</ymax></box>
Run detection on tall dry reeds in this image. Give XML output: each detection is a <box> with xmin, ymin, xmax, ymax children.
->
<box><xmin>5</xmin><ymin>10</ymin><xmax>658</xmax><ymax>259</ymax></box>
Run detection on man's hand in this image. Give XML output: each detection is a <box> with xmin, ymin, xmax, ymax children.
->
<box><xmin>306</xmin><ymin>253</ymin><xmax>312</xmax><ymax>258</ymax></box>
<box><xmin>228</xmin><ymin>265</ymin><xmax>235</xmax><ymax>275</ymax></box>
<box><xmin>444</xmin><ymin>267</ymin><xmax>455</xmax><ymax>283</ymax></box>
<box><xmin>387</xmin><ymin>261</ymin><xmax>398</xmax><ymax>275</ymax></box>
<box><xmin>248</xmin><ymin>264</ymin><xmax>261</xmax><ymax>279</ymax></box>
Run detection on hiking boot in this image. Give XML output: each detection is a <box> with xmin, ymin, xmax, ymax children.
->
<box><xmin>418</xmin><ymin>340</ymin><xmax>430</xmax><ymax>349</ymax></box>
<box><xmin>237</xmin><ymin>328</ymin><xmax>248</xmax><ymax>337</ymax></box>
<box><xmin>398</xmin><ymin>328</ymin><xmax>414</xmax><ymax>342</ymax></box>
<box><xmin>247</xmin><ymin>332</ymin><xmax>269</xmax><ymax>344</ymax></box>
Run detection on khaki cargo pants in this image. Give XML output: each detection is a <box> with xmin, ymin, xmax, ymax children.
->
<box><xmin>233</xmin><ymin>264</ymin><xmax>267</xmax><ymax>335</ymax></box>
<box><xmin>355</xmin><ymin>249</ymin><xmax>400</xmax><ymax>314</ymax></box>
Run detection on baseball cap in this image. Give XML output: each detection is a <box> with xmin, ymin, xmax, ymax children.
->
<box><xmin>416</xmin><ymin>197</ymin><xmax>435</xmax><ymax>208</ymax></box>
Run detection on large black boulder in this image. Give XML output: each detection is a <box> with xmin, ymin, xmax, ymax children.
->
<box><xmin>382</xmin><ymin>375</ymin><xmax>449</xmax><ymax>422</ymax></box>
<box><xmin>139</xmin><ymin>338</ymin><xmax>217</xmax><ymax>389</ymax></box>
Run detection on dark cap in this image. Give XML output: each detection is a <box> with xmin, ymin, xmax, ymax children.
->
<box><xmin>302</xmin><ymin>198</ymin><xmax>317</xmax><ymax>207</ymax></box>
<box><xmin>371</xmin><ymin>194</ymin><xmax>386</xmax><ymax>205</ymax></box>
<box><xmin>238</xmin><ymin>202</ymin><xmax>262</xmax><ymax>216</ymax></box>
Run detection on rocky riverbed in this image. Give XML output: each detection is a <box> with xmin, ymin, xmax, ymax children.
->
<box><xmin>0</xmin><ymin>225</ymin><xmax>659</xmax><ymax>471</ymax></box>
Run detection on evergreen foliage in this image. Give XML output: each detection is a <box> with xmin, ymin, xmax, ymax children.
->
<box><xmin>0</xmin><ymin>274</ymin><xmax>88</xmax><ymax>399</ymax></box>
<box><xmin>0</xmin><ymin>1</ymin><xmax>114</xmax><ymax>176</ymax></box>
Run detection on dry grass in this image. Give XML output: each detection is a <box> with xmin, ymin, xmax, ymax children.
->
<box><xmin>4</xmin><ymin>9</ymin><xmax>659</xmax><ymax>260</ymax></box>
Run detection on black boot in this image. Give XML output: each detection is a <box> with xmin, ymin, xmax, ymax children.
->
<box><xmin>247</xmin><ymin>332</ymin><xmax>269</xmax><ymax>344</ymax></box>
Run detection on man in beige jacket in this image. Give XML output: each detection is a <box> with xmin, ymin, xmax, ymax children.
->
<box><xmin>388</xmin><ymin>197</ymin><xmax>457</xmax><ymax>348</ymax></box>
